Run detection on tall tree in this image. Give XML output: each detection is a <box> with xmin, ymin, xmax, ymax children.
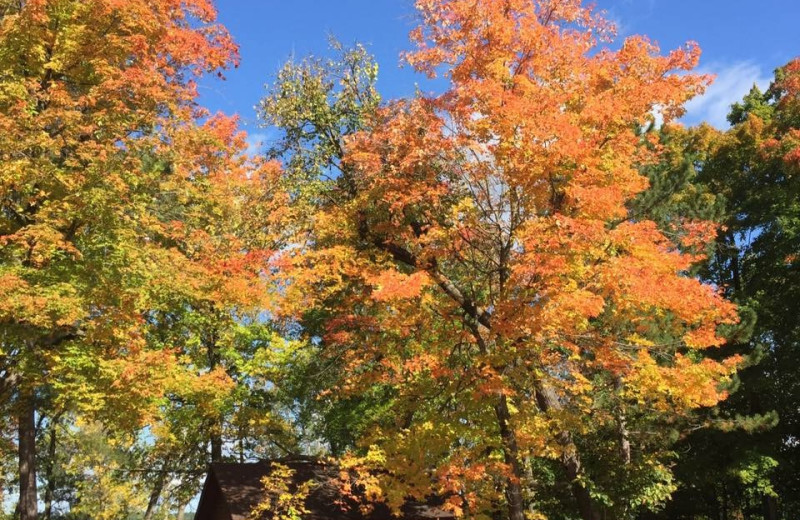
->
<box><xmin>261</xmin><ymin>1</ymin><xmax>741</xmax><ymax>519</ymax></box>
<box><xmin>0</xmin><ymin>0</ymin><xmax>262</xmax><ymax>516</ymax></box>
<box><xmin>653</xmin><ymin>59</ymin><xmax>800</xmax><ymax>520</ymax></box>
<box><xmin>257</xmin><ymin>40</ymin><xmax>385</xmax><ymax>457</ymax></box>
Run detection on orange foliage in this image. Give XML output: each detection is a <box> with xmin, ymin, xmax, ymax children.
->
<box><xmin>0</xmin><ymin>0</ymin><xmax>271</xmax><ymax>431</ymax></box>
<box><xmin>268</xmin><ymin>0</ymin><xmax>740</xmax><ymax>517</ymax></box>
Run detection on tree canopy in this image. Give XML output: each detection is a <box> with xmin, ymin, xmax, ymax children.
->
<box><xmin>1</xmin><ymin>1</ymin><xmax>798</xmax><ymax>519</ymax></box>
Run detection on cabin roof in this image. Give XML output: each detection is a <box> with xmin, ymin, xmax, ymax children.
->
<box><xmin>194</xmin><ymin>458</ymin><xmax>455</xmax><ymax>520</ymax></box>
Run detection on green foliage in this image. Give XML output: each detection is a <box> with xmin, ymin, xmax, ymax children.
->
<box><xmin>257</xmin><ymin>40</ymin><xmax>385</xmax><ymax>456</ymax></box>
<box><xmin>0</xmin><ymin>2</ymin><xmax>797</xmax><ymax>520</ymax></box>
<box><xmin>649</xmin><ymin>59</ymin><xmax>800</xmax><ymax>520</ymax></box>
<box><xmin>258</xmin><ymin>38</ymin><xmax>380</xmax><ymax>209</ymax></box>
<box><xmin>0</xmin><ymin>1</ymin><xmax>279</xmax><ymax>517</ymax></box>
<box><xmin>259</xmin><ymin>9</ymin><xmax>740</xmax><ymax>517</ymax></box>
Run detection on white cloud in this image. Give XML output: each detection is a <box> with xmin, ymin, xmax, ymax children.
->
<box><xmin>683</xmin><ymin>61</ymin><xmax>772</xmax><ymax>129</ymax></box>
<box><xmin>244</xmin><ymin>132</ymin><xmax>269</xmax><ymax>157</ymax></box>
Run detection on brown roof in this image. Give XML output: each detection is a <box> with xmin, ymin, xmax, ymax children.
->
<box><xmin>194</xmin><ymin>458</ymin><xmax>455</xmax><ymax>520</ymax></box>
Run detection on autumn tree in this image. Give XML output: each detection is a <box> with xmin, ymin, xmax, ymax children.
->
<box><xmin>261</xmin><ymin>1</ymin><xmax>741</xmax><ymax>519</ymax></box>
<box><xmin>651</xmin><ymin>58</ymin><xmax>800</xmax><ymax>520</ymax></box>
<box><xmin>131</xmin><ymin>317</ymin><xmax>304</xmax><ymax>518</ymax></box>
<box><xmin>257</xmin><ymin>41</ymin><xmax>387</xmax><ymax>457</ymax></box>
<box><xmin>0</xmin><ymin>0</ymin><xmax>272</xmax><ymax>517</ymax></box>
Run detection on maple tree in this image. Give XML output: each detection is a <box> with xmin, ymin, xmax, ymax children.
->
<box><xmin>62</xmin><ymin>421</ymin><xmax>148</xmax><ymax>520</ymax></box>
<box><xmin>1</xmin><ymin>0</ymin><xmax>790</xmax><ymax>517</ymax></box>
<box><xmin>131</xmin><ymin>320</ymin><xmax>304</xmax><ymax>518</ymax></box>
<box><xmin>0</xmin><ymin>0</ymin><xmax>273</xmax><ymax>517</ymax></box>
<box><xmin>261</xmin><ymin>1</ymin><xmax>742</xmax><ymax>518</ymax></box>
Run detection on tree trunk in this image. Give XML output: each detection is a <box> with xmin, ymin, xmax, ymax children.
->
<box><xmin>535</xmin><ymin>385</ymin><xmax>601</xmax><ymax>520</ymax></box>
<box><xmin>617</xmin><ymin>414</ymin><xmax>631</xmax><ymax>465</ymax></box>
<box><xmin>763</xmin><ymin>494</ymin><xmax>778</xmax><ymax>520</ymax></box>
<box><xmin>560</xmin><ymin>434</ymin><xmax>601</xmax><ymax>520</ymax></box>
<box><xmin>143</xmin><ymin>469</ymin><xmax>167</xmax><ymax>520</ymax></box>
<box><xmin>44</xmin><ymin>417</ymin><xmax>59</xmax><ymax>520</ymax></box>
<box><xmin>615</xmin><ymin>379</ymin><xmax>631</xmax><ymax>465</ymax></box>
<box><xmin>18</xmin><ymin>386</ymin><xmax>38</xmax><ymax>520</ymax></box>
<box><xmin>494</xmin><ymin>395</ymin><xmax>525</xmax><ymax>520</ymax></box>
<box><xmin>721</xmin><ymin>483</ymin><xmax>729</xmax><ymax>520</ymax></box>
<box><xmin>206</xmin><ymin>327</ymin><xmax>224</xmax><ymax>463</ymax></box>
<box><xmin>210</xmin><ymin>435</ymin><xmax>223</xmax><ymax>462</ymax></box>
<box><xmin>238</xmin><ymin>423</ymin><xmax>245</xmax><ymax>464</ymax></box>
<box><xmin>176</xmin><ymin>501</ymin><xmax>188</xmax><ymax>520</ymax></box>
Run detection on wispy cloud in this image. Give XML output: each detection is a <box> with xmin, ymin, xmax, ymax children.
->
<box><xmin>244</xmin><ymin>132</ymin><xmax>270</xmax><ymax>157</ymax></box>
<box><xmin>683</xmin><ymin>61</ymin><xmax>772</xmax><ymax>129</ymax></box>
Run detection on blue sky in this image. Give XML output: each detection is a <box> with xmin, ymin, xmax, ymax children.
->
<box><xmin>193</xmin><ymin>0</ymin><xmax>794</xmax><ymax>509</ymax></box>
<box><xmin>199</xmin><ymin>0</ymin><xmax>798</xmax><ymax>148</ymax></box>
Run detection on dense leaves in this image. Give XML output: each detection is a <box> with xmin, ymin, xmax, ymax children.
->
<box><xmin>260</xmin><ymin>2</ymin><xmax>741</xmax><ymax>519</ymax></box>
<box><xmin>1</xmin><ymin>1</ymin><xmax>797</xmax><ymax>519</ymax></box>
<box><xmin>649</xmin><ymin>60</ymin><xmax>800</xmax><ymax>520</ymax></box>
<box><xmin>0</xmin><ymin>0</ymin><xmax>276</xmax><ymax>516</ymax></box>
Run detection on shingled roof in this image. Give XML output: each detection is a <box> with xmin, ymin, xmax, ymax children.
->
<box><xmin>194</xmin><ymin>458</ymin><xmax>455</xmax><ymax>520</ymax></box>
